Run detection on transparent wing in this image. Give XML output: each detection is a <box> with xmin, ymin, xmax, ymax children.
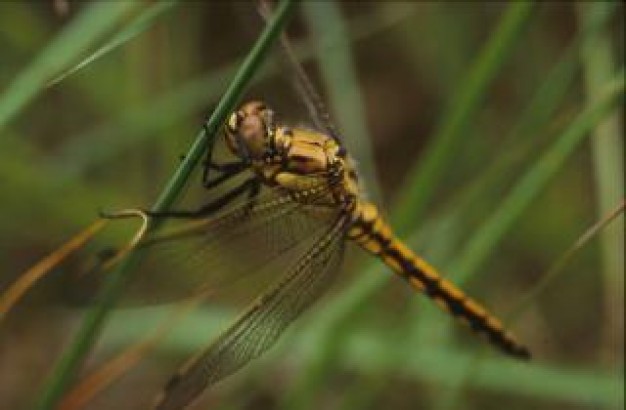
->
<box><xmin>154</xmin><ymin>214</ymin><xmax>348</xmax><ymax>410</ymax></box>
<box><xmin>258</xmin><ymin>0</ymin><xmax>343</xmax><ymax>143</ymax></box>
<box><xmin>68</xmin><ymin>183</ymin><xmax>340</xmax><ymax>305</ymax></box>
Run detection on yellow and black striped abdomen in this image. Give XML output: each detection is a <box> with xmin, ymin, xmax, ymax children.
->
<box><xmin>347</xmin><ymin>201</ymin><xmax>530</xmax><ymax>359</ymax></box>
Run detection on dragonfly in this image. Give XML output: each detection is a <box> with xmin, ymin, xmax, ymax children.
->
<box><xmin>98</xmin><ymin>13</ymin><xmax>530</xmax><ymax>410</ymax></box>
<box><xmin>142</xmin><ymin>99</ymin><xmax>531</xmax><ymax>408</ymax></box>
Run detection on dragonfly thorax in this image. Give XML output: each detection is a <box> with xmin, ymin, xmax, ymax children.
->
<box><xmin>224</xmin><ymin>101</ymin><xmax>361</xmax><ymax>208</ymax></box>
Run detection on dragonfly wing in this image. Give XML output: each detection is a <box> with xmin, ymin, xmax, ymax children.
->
<box><xmin>68</xmin><ymin>184</ymin><xmax>339</xmax><ymax>305</ymax></box>
<box><xmin>258</xmin><ymin>1</ymin><xmax>343</xmax><ymax>143</ymax></box>
<box><xmin>153</xmin><ymin>214</ymin><xmax>348</xmax><ymax>410</ymax></box>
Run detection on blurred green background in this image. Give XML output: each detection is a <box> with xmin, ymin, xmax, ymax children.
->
<box><xmin>0</xmin><ymin>1</ymin><xmax>623</xmax><ymax>410</ymax></box>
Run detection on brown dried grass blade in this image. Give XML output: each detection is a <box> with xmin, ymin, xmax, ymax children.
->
<box><xmin>58</xmin><ymin>292</ymin><xmax>207</xmax><ymax>410</ymax></box>
<box><xmin>0</xmin><ymin>219</ymin><xmax>107</xmax><ymax>320</ymax></box>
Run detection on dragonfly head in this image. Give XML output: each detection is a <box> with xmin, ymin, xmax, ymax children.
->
<box><xmin>224</xmin><ymin>101</ymin><xmax>277</xmax><ymax>162</ymax></box>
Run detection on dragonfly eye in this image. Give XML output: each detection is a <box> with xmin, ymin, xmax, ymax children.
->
<box><xmin>224</xmin><ymin>101</ymin><xmax>274</xmax><ymax>161</ymax></box>
<box><xmin>226</xmin><ymin>112</ymin><xmax>242</xmax><ymax>134</ymax></box>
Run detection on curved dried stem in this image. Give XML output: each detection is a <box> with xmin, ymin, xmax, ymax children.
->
<box><xmin>0</xmin><ymin>219</ymin><xmax>107</xmax><ymax>321</ymax></box>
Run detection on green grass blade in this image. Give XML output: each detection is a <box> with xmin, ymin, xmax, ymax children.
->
<box><xmin>393</xmin><ymin>2</ymin><xmax>535</xmax><ymax>229</ymax></box>
<box><xmin>33</xmin><ymin>1</ymin><xmax>296</xmax><ymax>408</ymax></box>
<box><xmin>438</xmin><ymin>204</ymin><xmax>626</xmax><ymax>410</ymax></box>
<box><xmin>380</xmin><ymin>2</ymin><xmax>474</xmax><ymax>98</ymax></box>
<box><xmin>47</xmin><ymin>0</ymin><xmax>179</xmax><ymax>86</ymax></box>
<box><xmin>449</xmin><ymin>68</ymin><xmax>624</xmax><ymax>286</ymax></box>
<box><xmin>365</xmin><ymin>346</ymin><xmax>623</xmax><ymax>407</ymax></box>
<box><xmin>408</xmin><ymin>3</ymin><xmax>619</xmax><ymax>378</ymax></box>
<box><xmin>150</xmin><ymin>1</ymin><xmax>295</xmax><ymax>211</ymax></box>
<box><xmin>104</xmin><ymin>305</ymin><xmax>623</xmax><ymax>407</ymax></box>
<box><xmin>434</xmin><ymin>67</ymin><xmax>624</xmax><ymax>410</ymax></box>
<box><xmin>0</xmin><ymin>2</ymin><xmax>138</xmax><ymax>130</ymax></box>
<box><xmin>510</xmin><ymin>200</ymin><xmax>625</xmax><ymax>325</ymax></box>
<box><xmin>577</xmin><ymin>1</ymin><xmax>625</xmax><ymax>366</ymax></box>
<box><xmin>51</xmin><ymin>4</ymin><xmax>415</xmax><ymax>182</ymax></box>
<box><xmin>408</xmin><ymin>71</ymin><xmax>624</xmax><ymax>387</ymax></box>
<box><xmin>423</xmin><ymin>8</ymin><xmax>623</xmax><ymax>401</ymax></box>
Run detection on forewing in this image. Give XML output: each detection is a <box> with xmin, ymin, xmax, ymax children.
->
<box><xmin>69</xmin><ymin>184</ymin><xmax>338</xmax><ymax>305</ymax></box>
<box><xmin>258</xmin><ymin>1</ymin><xmax>343</xmax><ymax>143</ymax></box>
<box><xmin>153</xmin><ymin>215</ymin><xmax>348</xmax><ymax>410</ymax></box>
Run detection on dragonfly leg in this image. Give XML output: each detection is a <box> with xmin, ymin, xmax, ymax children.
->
<box><xmin>146</xmin><ymin>177</ymin><xmax>260</xmax><ymax>219</ymax></box>
<box><xmin>202</xmin><ymin>160</ymin><xmax>248</xmax><ymax>190</ymax></box>
<box><xmin>241</xmin><ymin>175</ymin><xmax>262</xmax><ymax>215</ymax></box>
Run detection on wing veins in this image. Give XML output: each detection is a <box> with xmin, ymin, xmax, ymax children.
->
<box><xmin>98</xmin><ymin>184</ymin><xmax>339</xmax><ymax>304</ymax></box>
<box><xmin>154</xmin><ymin>214</ymin><xmax>348</xmax><ymax>410</ymax></box>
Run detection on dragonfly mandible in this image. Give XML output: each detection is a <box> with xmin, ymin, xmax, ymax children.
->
<box><xmin>141</xmin><ymin>99</ymin><xmax>530</xmax><ymax>410</ymax></box>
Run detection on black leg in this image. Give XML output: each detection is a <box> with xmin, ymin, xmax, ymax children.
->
<box><xmin>147</xmin><ymin>178</ymin><xmax>259</xmax><ymax>219</ymax></box>
<box><xmin>241</xmin><ymin>178</ymin><xmax>262</xmax><ymax>215</ymax></box>
<box><xmin>247</xmin><ymin>178</ymin><xmax>261</xmax><ymax>200</ymax></box>
<box><xmin>202</xmin><ymin>161</ymin><xmax>248</xmax><ymax>190</ymax></box>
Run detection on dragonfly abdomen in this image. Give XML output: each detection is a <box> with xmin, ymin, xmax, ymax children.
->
<box><xmin>348</xmin><ymin>202</ymin><xmax>530</xmax><ymax>360</ymax></box>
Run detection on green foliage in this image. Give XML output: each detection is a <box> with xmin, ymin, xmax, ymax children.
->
<box><xmin>0</xmin><ymin>2</ymin><xmax>623</xmax><ymax>410</ymax></box>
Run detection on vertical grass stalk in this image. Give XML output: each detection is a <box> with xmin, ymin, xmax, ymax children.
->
<box><xmin>34</xmin><ymin>1</ymin><xmax>296</xmax><ymax>408</ymax></box>
<box><xmin>576</xmin><ymin>1</ymin><xmax>624</xmax><ymax>367</ymax></box>
<box><xmin>393</xmin><ymin>2</ymin><xmax>535</xmax><ymax>229</ymax></box>
<box><xmin>0</xmin><ymin>2</ymin><xmax>138</xmax><ymax>129</ymax></box>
